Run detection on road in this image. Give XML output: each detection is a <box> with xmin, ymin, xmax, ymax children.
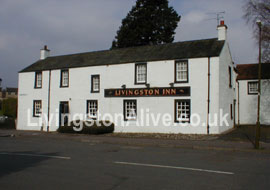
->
<box><xmin>0</xmin><ymin>135</ymin><xmax>270</xmax><ymax>190</ymax></box>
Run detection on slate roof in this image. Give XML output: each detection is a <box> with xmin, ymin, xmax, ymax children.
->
<box><xmin>236</xmin><ymin>63</ymin><xmax>270</xmax><ymax>80</ymax></box>
<box><xmin>20</xmin><ymin>38</ymin><xmax>225</xmax><ymax>73</ymax></box>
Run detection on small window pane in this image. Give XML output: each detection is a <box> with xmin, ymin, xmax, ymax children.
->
<box><xmin>61</xmin><ymin>70</ymin><xmax>69</xmax><ymax>87</ymax></box>
<box><xmin>175</xmin><ymin>100</ymin><xmax>190</xmax><ymax>123</ymax></box>
<box><xmin>34</xmin><ymin>100</ymin><xmax>42</xmax><ymax>117</ymax></box>
<box><xmin>87</xmin><ymin>100</ymin><xmax>98</xmax><ymax>119</ymax></box>
<box><xmin>136</xmin><ymin>64</ymin><xmax>146</xmax><ymax>83</ymax></box>
<box><xmin>92</xmin><ymin>75</ymin><xmax>100</xmax><ymax>92</ymax></box>
<box><xmin>248</xmin><ymin>82</ymin><xmax>258</xmax><ymax>94</ymax></box>
<box><xmin>124</xmin><ymin>100</ymin><xmax>137</xmax><ymax>120</ymax></box>
<box><xmin>176</xmin><ymin>61</ymin><xmax>188</xmax><ymax>82</ymax></box>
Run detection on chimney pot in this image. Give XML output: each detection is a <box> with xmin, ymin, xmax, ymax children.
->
<box><xmin>220</xmin><ymin>20</ymin><xmax>225</xmax><ymax>26</ymax></box>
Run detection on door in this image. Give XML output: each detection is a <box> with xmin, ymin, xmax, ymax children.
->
<box><xmin>59</xmin><ymin>101</ymin><xmax>69</xmax><ymax>127</ymax></box>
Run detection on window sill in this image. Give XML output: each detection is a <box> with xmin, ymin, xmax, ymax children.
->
<box><xmin>174</xmin><ymin>80</ymin><xmax>188</xmax><ymax>84</ymax></box>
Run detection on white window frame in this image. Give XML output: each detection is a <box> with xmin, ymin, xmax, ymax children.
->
<box><xmin>135</xmin><ymin>63</ymin><xmax>147</xmax><ymax>84</ymax></box>
<box><xmin>91</xmin><ymin>75</ymin><xmax>100</xmax><ymax>93</ymax></box>
<box><xmin>33</xmin><ymin>100</ymin><xmax>42</xmax><ymax>117</ymax></box>
<box><xmin>35</xmin><ymin>72</ymin><xmax>42</xmax><ymax>88</ymax></box>
<box><xmin>175</xmin><ymin>99</ymin><xmax>190</xmax><ymax>123</ymax></box>
<box><xmin>124</xmin><ymin>100</ymin><xmax>137</xmax><ymax>121</ymax></box>
<box><xmin>61</xmin><ymin>70</ymin><xmax>69</xmax><ymax>87</ymax></box>
<box><xmin>248</xmin><ymin>81</ymin><xmax>258</xmax><ymax>95</ymax></box>
<box><xmin>175</xmin><ymin>61</ymin><xmax>188</xmax><ymax>83</ymax></box>
<box><xmin>87</xmin><ymin>100</ymin><xmax>98</xmax><ymax>120</ymax></box>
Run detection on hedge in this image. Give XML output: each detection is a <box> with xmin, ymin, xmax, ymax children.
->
<box><xmin>57</xmin><ymin>120</ymin><xmax>114</xmax><ymax>135</ymax></box>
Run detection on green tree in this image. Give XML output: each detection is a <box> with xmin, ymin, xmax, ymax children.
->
<box><xmin>112</xmin><ymin>0</ymin><xmax>181</xmax><ymax>49</ymax></box>
<box><xmin>3</xmin><ymin>98</ymin><xmax>17</xmax><ymax>118</ymax></box>
<box><xmin>243</xmin><ymin>0</ymin><xmax>270</xmax><ymax>62</ymax></box>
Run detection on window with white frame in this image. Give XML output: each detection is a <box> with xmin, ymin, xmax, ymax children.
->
<box><xmin>175</xmin><ymin>100</ymin><xmax>190</xmax><ymax>123</ymax></box>
<box><xmin>91</xmin><ymin>75</ymin><xmax>100</xmax><ymax>92</ymax></box>
<box><xmin>87</xmin><ymin>100</ymin><xmax>98</xmax><ymax>119</ymax></box>
<box><xmin>248</xmin><ymin>81</ymin><xmax>258</xmax><ymax>94</ymax></box>
<box><xmin>33</xmin><ymin>100</ymin><xmax>42</xmax><ymax>117</ymax></box>
<box><xmin>124</xmin><ymin>100</ymin><xmax>137</xmax><ymax>121</ymax></box>
<box><xmin>35</xmin><ymin>72</ymin><xmax>42</xmax><ymax>88</ymax></box>
<box><xmin>175</xmin><ymin>61</ymin><xmax>188</xmax><ymax>82</ymax></box>
<box><xmin>135</xmin><ymin>63</ymin><xmax>147</xmax><ymax>84</ymax></box>
<box><xmin>61</xmin><ymin>70</ymin><xmax>69</xmax><ymax>87</ymax></box>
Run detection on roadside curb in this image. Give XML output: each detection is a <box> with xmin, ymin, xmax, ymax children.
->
<box><xmin>2</xmin><ymin>130</ymin><xmax>270</xmax><ymax>153</ymax></box>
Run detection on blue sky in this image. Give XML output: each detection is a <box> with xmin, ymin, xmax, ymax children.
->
<box><xmin>0</xmin><ymin>0</ymin><xmax>257</xmax><ymax>87</ymax></box>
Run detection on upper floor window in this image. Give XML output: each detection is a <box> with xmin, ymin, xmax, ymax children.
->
<box><xmin>175</xmin><ymin>61</ymin><xmax>188</xmax><ymax>83</ymax></box>
<box><xmin>228</xmin><ymin>66</ymin><xmax>232</xmax><ymax>88</ymax></box>
<box><xmin>87</xmin><ymin>100</ymin><xmax>98</xmax><ymax>120</ymax></box>
<box><xmin>60</xmin><ymin>70</ymin><xmax>69</xmax><ymax>87</ymax></box>
<box><xmin>33</xmin><ymin>100</ymin><xmax>42</xmax><ymax>117</ymax></box>
<box><xmin>124</xmin><ymin>100</ymin><xmax>137</xmax><ymax>121</ymax></box>
<box><xmin>248</xmin><ymin>81</ymin><xmax>258</xmax><ymax>95</ymax></box>
<box><xmin>135</xmin><ymin>63</ymin><xmax>147</xmax><ymax>84</ymax></box>
<box><xmin>91</xmin><ymin>75</ymin><xmax>100</xmax><ymax>93</ymax></box>
<box><xmin>35</xmin><ymin>72</ymin><xmax>42</xmax><ymax>88</ymax></box>
<box><xmin>175</xmin><ymin>99</ymin><xmax>190</xmax><ymax>123</ymax></box>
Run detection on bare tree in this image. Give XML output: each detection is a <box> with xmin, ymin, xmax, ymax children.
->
<box><xmin>243</xmin><ymin>0</ymin><xmax>270</xmax><ymax>62</ymax></box>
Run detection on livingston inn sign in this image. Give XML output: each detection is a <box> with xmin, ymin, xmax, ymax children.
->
<box><xmin>104</xmin><ymin>87</ymin><xmax>190</xmax><ymax>97</ymax></box>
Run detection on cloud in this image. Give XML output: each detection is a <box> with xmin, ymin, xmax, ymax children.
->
<box><xmin>0</xmin><ymin>0</ymin><xmax>258</xmax><ymax>87</ymax></box>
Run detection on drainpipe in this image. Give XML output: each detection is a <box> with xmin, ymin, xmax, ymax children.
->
<box><xmin>207</xmin><ymin>57</ymin><xmax>211</xmax><ymax>134</ymax></box>
<box><xmin>47</xmin><ymin>70</ymin><xmax>51</xmax><ymax>132</ymax></box>
<box><xmin>237</xmin><ymin>81</ymin><xmax>240</xmax><ymax>126</ymax></box>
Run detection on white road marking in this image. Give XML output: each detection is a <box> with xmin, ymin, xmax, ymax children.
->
<box><xmin>0</xmin><ymin>152</ymin><xmax>71</xmax><ymax>160</ymax></box>
<box><xmin>114</xmin><ymin>161</ymin><xmax>234</xmax><ymax>175</ymax></box>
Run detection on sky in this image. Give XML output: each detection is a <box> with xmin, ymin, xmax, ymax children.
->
<box><xmin>0</xmin><ymin>0</ymin><xmax>258</xmax><ymax>88</ymax></box>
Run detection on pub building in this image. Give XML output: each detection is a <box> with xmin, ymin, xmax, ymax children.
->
<box><xmin>17</xmin><ymin>21</ymin><xmax>236</xmax><ymax>134</ymax></box>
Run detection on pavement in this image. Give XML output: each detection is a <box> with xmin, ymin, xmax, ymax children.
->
<box><xmin>0</xmin><ymin>129</ymin><xmax>270</xmax><ymax>153</ymax></box>
<box><xmin>0</xmin><ymin>129</ymin><xmax>270</xmax><ymax>189</ymax></box>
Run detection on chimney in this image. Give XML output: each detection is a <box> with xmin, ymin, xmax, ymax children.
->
<box><xmin>217</xmin><ymin>20</ymin><xmax>227</xmax><ymax>41</ymax></box>
<box><xmin>40</xmin><ymin>45</ymin><xmax>50</xmax><ymax>60</ymax></box>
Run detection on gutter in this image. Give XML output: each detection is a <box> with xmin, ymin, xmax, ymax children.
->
<box><xmin>207</xmin><ymin>57</ymin><xmax>211</xmax><ymax>134</ymax></box>
<box><xmin>237</xmin><ymin>81</ymin><xmax>240</xmax><ymax>126</ymax></box>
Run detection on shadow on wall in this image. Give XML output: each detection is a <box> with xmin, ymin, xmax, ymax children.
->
<box><xmin>261</xmin><ymin>80</ymin><xmax>270</xmax><ymax>125</ymax></box>
<box><xmin>0</xmin><ymin>151</ymin><xmax>61</xmax><ymax>178</ymax></box>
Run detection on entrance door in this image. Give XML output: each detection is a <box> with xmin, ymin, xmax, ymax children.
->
<box><xmin>59</xmin><ymin>101</ymin><xmax>69</xmax><ymax>126</ymax></box>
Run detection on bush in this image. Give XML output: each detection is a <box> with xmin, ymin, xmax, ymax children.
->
<box><xmin>2</xmin><ymin>98</ymin><xmax>17</xmax><ymax>118</ymax></box>
<box><xmin>57</xmin><ymin>120</ymin><xmax>114</xmax><ymax>135</ymax></box>
<box><xmin>0</xmin><ymin>118</ymin><xmax>16</xmax><ymax>129</ymax></box>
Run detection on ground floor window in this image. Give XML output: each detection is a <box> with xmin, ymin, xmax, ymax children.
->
<box><xmin>124</xmin><ymin>100</ymin><xmax>137</xmax><ymax>121</ymax></box>
<box><xmin>175</xmin><ymin>99</ymin><xmax>190</xmax><ymax>123</ymax></box>
<box><xmin>33</xmin><ymin>100</ymin><xmax>42</xmax><ymax>117</ymax></box>
<box><xmin>87</xmin><ymin>100</ymin><xmax>98</xmax><ymax>119</ymax></box>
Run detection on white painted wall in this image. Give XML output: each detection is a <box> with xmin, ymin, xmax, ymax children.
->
<box><xmin>237</xmin><ymin>79</ymin><xmax>270</xmax><ymax>125</ymax></box>
<box><xmin>218</xmin><ymin>42</ymin><xmax>235</xmax><ymax>133</ymax></box>
<box><xmin>18</xmin><ymin>56</ymin><xmax>225</xmax><ymax>134</ymax></box>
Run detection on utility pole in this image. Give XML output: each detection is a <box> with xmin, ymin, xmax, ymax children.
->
<box><xmin>255</xmin><ymin>20</ymin><xmax>262</xmax><ymax>149</ymax></box>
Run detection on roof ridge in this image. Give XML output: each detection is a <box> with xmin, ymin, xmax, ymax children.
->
<box><xmin>47</xmin><ymin>38</ymin><xmax>219</xmax><ymax>59</ymax></box>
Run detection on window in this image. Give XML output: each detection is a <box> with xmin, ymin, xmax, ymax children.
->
<box><xmin>124</xmin><ymin>100</ymin><xmax>137</xmax><ymax>121</ymax></box>
<box><xmin>135</xmin><ymin>63</ymin><xmax>147</xmax><ymax>84</ymax></box>
<box><xmin>60</xmin><ymin>70</ymin><xmax>69</xmax><ymax>87</ymax></box>
<box><xmin>175</xmin><ymin>100</ymin><xmax>190</xmax><ymax>123</ymax></box>
<box><xmin>228</xmin><ymin>66</ymin><xmax>232</xmax><ymax>88</ymax></box>
<box><xmin>35</xmin><ymin>72</ymin><xmax>42</xmax><ymax>88</ymax></box>
<box><xmin>91</xmin><ymin>75</ymin><xmax>100</xmax><ymax>93</ymax></box>
<box><xmin>175</xmin><ymin>61</ymin><xmax>188</xmax><ymax>83</ymax></box>
<box><xmin>87</xmin><ymin>100</ymin><xmax>98</xmax><ymax>120</ymax></box>
<box><xmin>248</xmin><ymin>81</ymin><xmax>258</xmax><ymax>95</ymax></box>
<box><xmin>33</xmin><ymin>100</ymin><xmax>42</xmax><ymax>117</ymax></box>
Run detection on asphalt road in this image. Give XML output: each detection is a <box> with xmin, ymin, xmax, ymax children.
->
<box><xmin>0</xmin><ymin>135</ymin><xmax>270</xmax><ymax>190</ymax></box>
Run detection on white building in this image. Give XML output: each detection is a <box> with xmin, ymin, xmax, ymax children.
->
<box><xmin>236</xmin><ymin>63</ymin><xmax>270</xmax><ymax>125</ymax></box>
<box><xmin>17</xmin><ymin>21</ymin><xmax>236</xmax><ymax>134</ymax></box>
